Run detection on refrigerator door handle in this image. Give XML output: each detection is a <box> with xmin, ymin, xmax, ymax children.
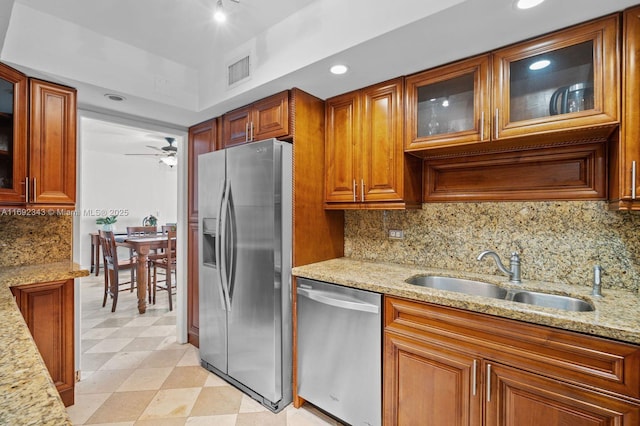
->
<box><xmin>219</xmin><ymin>178</ymin><xmax>232</xmax><ymax>311</ymax></box>
<box><xmin>214</xmin><ymin>180</ymin><xmax>227</xmax><ymax>311</ymax></box>
<box><xmin>297</xmin><ymin>287</ymin><xmax>380</xmax><ymax>314</ymax></box>
<box><xmin>226</xmin><ymin>181</ymin><xmax>237</xmax><ymax>309</ymax></box>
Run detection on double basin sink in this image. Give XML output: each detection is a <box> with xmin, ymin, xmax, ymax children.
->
<box><xmin>406</xmin><ymin>275</ymin><xmax>594</xmax><ymax>312</ymax></box>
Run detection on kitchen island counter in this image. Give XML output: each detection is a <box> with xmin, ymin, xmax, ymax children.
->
<box><xmin>0</xmin><ymin>261</ymin><xmax>89</xmax><ymax>426</ymax></box>
<box><xmin>292</xmin><ymin>257</ymin><xmax>640</xmax><ymax>345</ymax></box>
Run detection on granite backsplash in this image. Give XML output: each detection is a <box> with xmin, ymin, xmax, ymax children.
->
<box><xmin>344</xmin><ymin>201</ymin><xmax>640</xmax><ymax>293</ymax></box>
<box><xmin>0</xmin><ymin>214</ymin><xmax>72</xmax><ymax>267</ymax></box>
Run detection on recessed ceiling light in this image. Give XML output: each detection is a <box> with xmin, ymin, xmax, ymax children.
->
<box><xmin>330</xmin><ymin>64</ymin><xmax>349</xmax><ymax>75</ymax></box>
<box><xmin>104</xmin><ymin>93</ymin><xmax>126</xmax><ymax>102</ymax></box>
<box><xmin>516</xmin><ymin>0</ymin><xmax>545</xmax><ymax>10</ymax></box>
<box><xmin>529</xmin><ymin>59</ymin><xmax>551</xmax><ymax>70</ymax></box>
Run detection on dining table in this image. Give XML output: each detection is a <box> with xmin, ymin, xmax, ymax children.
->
<box><xmin>117</xmin><ymin>235</ymin><xmax>174</xmax><ymax>314</ymax></box>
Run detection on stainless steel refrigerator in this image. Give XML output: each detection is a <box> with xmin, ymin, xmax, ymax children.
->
<box><xmin>198</xmin><ymin>138</ymin><xmax>292</xmax><ymax>412</ymax></box>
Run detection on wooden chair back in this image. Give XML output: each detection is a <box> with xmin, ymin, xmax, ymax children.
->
<box><xmin>126</xmin><ymin>226</ymin><xmax>157</xmax><ymax>237</ymax></box>
<box><xmin>98</xmin><ymin>230</ymin><xmax>119</xmax><ymax>274</ymax></box>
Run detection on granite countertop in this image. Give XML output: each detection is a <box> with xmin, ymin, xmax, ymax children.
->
<box><xmin>292</xmin><ymin>257</ymin><xmax>640</xmax><ymax>345</ymax></box>
<box><xmin>0</xmin><ymin>261</ymin><xmax>89</xmax><ymax>426</ymax></box>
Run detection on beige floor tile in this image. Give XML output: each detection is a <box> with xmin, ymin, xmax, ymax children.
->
<box><xmin>161</xmin><ymin>366</ymin><xmax>210</xmax><ymax>389</ymax></box>
<box><xmin>122</xmin><ymin>336</ymin><xmax>167</xmax><ymax>352</ymax></box>
<box><xmin>189</xmin><ymin>386</ymin><xmax>243</xmax><ymax>416</ymax></box>
<box><xmin>153</xmin><ymin>315</ymin><xmax>177</xmax><ymax>326</ymax></box>
<box><xmin>185</xmin><ymin>415</ymin><xmax>238</xmax><ymax>426</ymax></box>
<box><xmin>239</xmin><ymin>395</ymin><xmax>269</xmax><ymax>413</ymax></box>
<box><xmin>99</xmin><ymin>351</ymin><xmax>153</xmax><ymax>370</ymax></box>
<box><xmin>84</xmin><ymin>422</ymin><xmax>135</xmax><ymax>426</ymax></box>
<box><xmin>83</xmin><ymin>327</ymin><xmax>121</xmax><ymax>340</ymax></box>
<box><xmin>108</xmin><ymin>326</ymin><xmax>149</xmax><ymax>339</ymax></box>
<box><xmin>86</xmin><ymin>338</ymin><xmax>135</xmax><ymax>354</ymax></box>
<box><xmin>203</xmin><ymin>373</ymin><xmax>228</xmax><ymax>387</ymax></box>
<box><xmin>138</xmin><ymin>387</ymin><xmax>201</xmax><ymax>420</ymax></box>
<box><xmin>138</xmin><ymin>325</ymin><xmax>178</xmax><ymax>337</ymax></box>
<box><xmin>95</xmin><ymin>317</ymin><xmax>137</xmax><ymax>328</ymax></box>
<box><xmin>65</xmin><ymin>392</ymin><xmax>111</xmax><ymax>425</ymax></box>
<box><xmin>76</xmin><ymin>369</ymin><xmax>136</xmax><ymax>394</ymax></box>
<box><xmin>134</xmin><ymin>418</ymin><xmax>187</xmax><ymax>426</ymax></box>
<box><xmin>81</xmin><ymin>352</ymin><xmax>117</xmax><ymax>371</ymax></box>
<box><xmin>235</xmin><ymin>410</ymin><xmax>288</xmax><ymax>426</ymax></box>
<box><xmin>143</xmin><ymin>349</ymin><xmax>188</xmax><ymax>368</ymax></box>
<box><xmin>85</xmin><ymin>390</ymin><xmax>157</xmax><ymax>424</ymax></box>
<box><xmin>156</xmin><ymin>335</ymin><xmax>184</xmax><ymax>351</ymax></box>
<box><xmin>125</xmin><ymin>316</ymin><xmax>162</xmax><ymax>327</ymax></box>
<box><xmin>82</xmin><ymin>339</ymin><xmax>103</xmax><ymax>352</ymax></box>
<box><xmin>117</xmin><ymin>367</ymin><xmax>174</xmax><ymax>392</ymax></box>
<box><xmin>176</xmin><ymin>346</ymin><xmax>200</xmax><ymax>367</ymax></box>
<box><xmin>82</xmin><ymin>318</ymin><xmax>107</xmax><ymax>330</ymax></box>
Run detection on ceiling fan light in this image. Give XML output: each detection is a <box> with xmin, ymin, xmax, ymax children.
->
<box><xmin>161</xmin><ymin>156</ymin><xmax>178</xmax><ymax>167</ymax></box>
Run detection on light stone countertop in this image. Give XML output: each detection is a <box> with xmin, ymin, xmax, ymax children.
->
<box><xmin>0</xmin><ymin>261</ymin><xmax>90</xmax><ymax>426</ymax></box>
<box><xmin>292</xmin><ymin>257</ymin><xmax>640</xmax><ymax>345</ymax></box>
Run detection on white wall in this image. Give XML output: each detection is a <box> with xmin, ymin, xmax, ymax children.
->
<box><xmin>77</xmin><ymin>121</ymin><xmax>179</xmax><ymax>270</ymax></box>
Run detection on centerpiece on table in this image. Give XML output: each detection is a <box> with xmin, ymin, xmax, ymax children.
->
<box><xmin>96</xmin><ymin>215</ymin><xmax>118</xmax><ymax>231</ymax></box>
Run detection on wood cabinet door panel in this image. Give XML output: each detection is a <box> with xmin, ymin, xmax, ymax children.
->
<box><xmin>12</xmin><ymin>279</ymin><xmax>74</xmax><ymax>406</ymax></box>
<box><xmin>325</xmin><ymin>92</ymin><xmax>360</xmax><ymax>202</ymax></box>
<box><xmin>492</xmin><ymin>15</ymin><xmax>619</xmax><ymax>140</ymax></box>
<box><xmin>253</xmin><ymin>91</ymin><xmax>289</xmax><ymax>140</ymax></box>
<box><xmin>0</xmin><ymin>63</ymin><xmax>27</xmax><ymax>204</ymax></box>
<box><xmin>485</xmin><ymin>362</ymin><xmax>640</xmax><ymax>426</ymax></box>
<box><xmin>222</xmin><ymin>107</ymin><xmax>251</xmax><ymax>147</ymax></box>
<box><xmin>384</xmin><ymin>332</ymin><xmax>481</xmax><ymax>426</ymax></box>
<box><xmin>29</xmin><ymin>79</ymin><xmax>76</xmax><ymax>205</ymax></box>
<box><xmin>361</xmin><ymin>79</ymin><xmax>403</xmax><ymax>202</ymax></box>
<box><xmin>188</xmin><ymin>119</ymin><xmax>217</xmax><ymax>222</ymax></box>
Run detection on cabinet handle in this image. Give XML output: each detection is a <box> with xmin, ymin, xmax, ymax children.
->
<box><xmin>33</xmin><ymin>178</ymin><xmax>37</xmax><ymax>203</ymax></box>
<box><xmin>494</xmin><ymin>108</ymin><xmax>499</xmax><ymax>140</ymax></box>
<box><xmin>486</xmin><ymin>363</ymin><xmax>492</xmax><ymax>402</ymax></box>
<box><xmin>472</xmin><ymin>359</ymin><xmax>477</xmax><ymax>396</ymax></box>
<box><xmin>361</xmin><ymin>179</ymin><xmax>365</xmax><ymax>202</ymax></box>
<box><xmin>25</xmin><ymin>177</ymin><xmax>29</xmax><ymax>202</ymax></box>
<box><xmin>250</xmin><ymin>122</ymin><xmax>254</xmax><ymax>141</ymax></box>
<box><xmin>353</xmin><ymin>179</ymin><xmax>357</xmax><ymax>202</ymax></box>
<box><xmin>632</xmin><ymin>161</ymin><xmax>637</xmax><ymax>200</ymax></box>
<box><xmin>245</xmin><ymin>122</ymin><xmax>249</xmax><ymax>142</ymax></box>
<box><xmin>480</xmin><ymin>112</ymin><xmax>485</xmax><ymax>142</ymax></box>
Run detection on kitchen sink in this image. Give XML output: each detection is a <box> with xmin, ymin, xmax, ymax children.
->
<box><xmin>405</xmin><ymin>275</ymin><xmax>595</xmax><ymax>312</ymax></box>
<box><xmin>405</xmin><ymin>275</ymin><xmax>508</xmax><ymax>299</ymax></box>
<box><xmin>510</xmin><ymin>290</ymin><xmax>594</xmax><ymax>312</ymax></box>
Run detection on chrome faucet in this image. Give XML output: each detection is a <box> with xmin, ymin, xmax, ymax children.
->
<box><xmin>477</xmin><ymin>250</ymin><xmax>522</xmax><ymax>283</ymax></box>
<box><xmin>592</xmin><ymin>265</ymin><xmax>604</xmax><ymax>297</ymax></box>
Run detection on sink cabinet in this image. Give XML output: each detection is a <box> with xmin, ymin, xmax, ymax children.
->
<box><xmin>324</xmin><ymin>78</ymin><xmax>421</xmax><ymax>209</ymax></box>
<box><xmin>405</xmin><ymin>14</ymin><xmax>619</xmax><ymax>157</ymax></box>
<box><xmin>384</xmin><ymin>296</ymin><xmax>640</xmax><ymax>426</ymax></box>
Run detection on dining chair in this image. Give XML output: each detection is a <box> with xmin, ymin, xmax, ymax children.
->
<box><xmin>98</xmin><ymin>230</ymin><xmax>137</xmax><ymax>312</ymax></box>
<box><xmin>126</xmin><ymin>226</ymin><xmax>157</xmax><ymax>292</ymax></box>
<box><xmin>149</xmin><ymin>230</ymin><xmax>177</xmax><ymax>311</ymax></box>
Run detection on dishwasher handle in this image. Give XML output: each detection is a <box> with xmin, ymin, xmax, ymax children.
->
<box><xmin>297</xmin><ymin>287</ymin><xmax>379</xmax><ymax>314</ymax></box>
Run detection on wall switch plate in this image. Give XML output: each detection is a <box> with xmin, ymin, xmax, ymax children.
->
<box><xmin>389</xmin><ymin>229</ymin><xmax>404</xmax><ymax>239</ymax></box>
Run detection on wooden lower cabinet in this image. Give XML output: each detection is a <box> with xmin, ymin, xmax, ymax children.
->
<box><xmin>187</xmin><ymin>221</ymin><xmax>199</xmax><ymax>347</ymax></box>
<box><xmin>486</xmin><ymin>362</ymin><xmax>640</xmax><ymax>426</ymax></box>
<box><xmin>383</xmin><ymin>296</ymin><xmax>640</xmax><ymax>426</ymax></box>
<box><xmin>11</xmin><ymin>279</ymin><xmax>74</xmax><ymax>406</ymax></box>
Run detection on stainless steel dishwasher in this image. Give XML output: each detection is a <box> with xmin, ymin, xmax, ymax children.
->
<box><xmin>296</xmin><ymin>277</ymin><xmax>381</xmax><ymax>426</ymax></box>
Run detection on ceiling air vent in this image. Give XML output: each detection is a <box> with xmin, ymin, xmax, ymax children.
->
<box><xmin>228</xmin><ymin>55</ymin><xmax>251</xmax><ymax>86</ymax></box>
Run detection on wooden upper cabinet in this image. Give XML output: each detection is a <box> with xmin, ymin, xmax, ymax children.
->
<box><xmin>405</xmin><ymin>54</ymin><xmax>491</xmax><ymax>152</ymax></box>
<box><xmin>0</xmin><ymin>63</ymin><xmax>27</xmax><ymax>205</ymax></box>
<box><xmin>611</xmin><ymin>6</ymin><xmax>640</xmax><ymax>210</ymax></box>
<box><xmin>222</xmin><ymin>90</ymin><xmax>290</xmax><ymax>147</ymax></box>
<box><xmin>492</xmin><ymin>14</ymin><xmax>619</xmax><ymax>141</ymax></box>
<box><xmin>325</xmin><ymin>78</ymin><xmax>421</xmax><ymax>209</ymax></box>
<box><xmin>188</xmin><ymin>118</ymin><xmax>217</xmax><ymax>222</ymax></box>
<box><xmin>29</xmin><ymin>78</ymin><xmax>77</xmax><ymax>206</ymax></box>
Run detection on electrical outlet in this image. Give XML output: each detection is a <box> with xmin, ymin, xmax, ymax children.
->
<box><xmin>388</xmin><ymin>229</ymin><xmax>404</xmax><ymax>239</ymax></box>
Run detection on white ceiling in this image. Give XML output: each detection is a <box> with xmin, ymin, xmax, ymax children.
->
<box><xmin>0</xmin><ymin>0</ymin><xmax>638</xmax><ymax>130</ymax></box>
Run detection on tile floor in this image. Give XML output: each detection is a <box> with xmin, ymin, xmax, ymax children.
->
<box><xmin>67</xmin><ymin>273</ymin><xmax>343</xmax><ymax>425</ymax></box>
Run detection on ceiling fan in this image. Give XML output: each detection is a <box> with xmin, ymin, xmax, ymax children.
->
<box><xmin>125</xmin><ymin>137</ymin><xmax>178</xmax><ymax>167</ymax></box>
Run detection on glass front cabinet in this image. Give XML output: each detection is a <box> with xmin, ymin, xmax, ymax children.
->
<box><xmin>405</xmin><ymin>14</ymin><xmax>619</xmax><ymax>153</ymax></box>
<box><xmin>0</xmin><ymin>63</ymin><xmax>27</xmax><ymax>204</ymax></box>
